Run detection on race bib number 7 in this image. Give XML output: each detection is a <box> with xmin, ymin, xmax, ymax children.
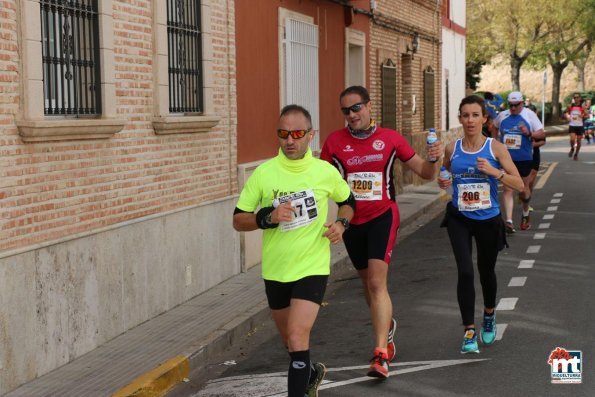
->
<box><xmin>457</xmin><ymin>183</ymin><xmax>492</xmax><ymax>212</ymax></box>
<box><xmin>276</xmin><ymin>189</ymin><xmax>318</xmax><ymax>232</ymax></box>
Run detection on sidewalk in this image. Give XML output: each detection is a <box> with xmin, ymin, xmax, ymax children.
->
<box><xmin>4</xmin><ymin>182</ymin><xmax>446</xmax><ymax>397</ymax></box>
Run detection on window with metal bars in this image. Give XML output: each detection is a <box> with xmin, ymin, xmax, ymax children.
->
<box><xmin>40</xmin><ymin>0</ymin><xmax>101</xmax><ymax>116</ymax></box>
<box><xmin>167</xmin><ymin>0</ymin><xmax>203</xmax><ymax>114</ymax></box>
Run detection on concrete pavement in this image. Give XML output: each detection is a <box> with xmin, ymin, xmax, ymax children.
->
<box><xmin>4</xmin><ymin>123</ymin><xmax>566</xmax><ymax>397</ymax></box>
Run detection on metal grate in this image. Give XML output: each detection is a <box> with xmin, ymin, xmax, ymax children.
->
<box><xmin>167</xmin><ymin>0</ymin><xmax>203</xmax><ymax>114</ymax></box>
<box><xmin>381</xmin><ymin>59</ymin><xmax>397</xmax><ymax>130</ymax></box>
<box><xmin>40</xmin><ymin>0</ymin><xmax>101</xmax><ymax>116</ymax></box>
<box><xmin>424</xmin><ymin>66</ymin><xmax>435</xmax><ymax>130</ymax></box>
<box><xmin>284</xmin><ymin>18</ymin><xmax>319</xmax><ymax>151</ymax></box>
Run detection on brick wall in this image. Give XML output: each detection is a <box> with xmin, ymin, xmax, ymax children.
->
<box><xmin>368</xmin><ymin>0</ymin><xmax>443</xmax><ymax>190</ymax></box>
<box><xmin>0</xmin><ymin>0</ymin><xmax>237</xmax><ymax>254</ymax></box>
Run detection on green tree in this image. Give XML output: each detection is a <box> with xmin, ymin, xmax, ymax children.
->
<box><xmin>526</xmin><ymin>0</ymin><xmax>595</xmax><ymax>120</ymax></box>
<box><xmin>467</xmin><ymin>0</ymin><xmax>548</xmax><ymax>91</ymax></box>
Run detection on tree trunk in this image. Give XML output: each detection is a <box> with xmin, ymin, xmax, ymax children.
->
<box><xmin>575</xmin><ymin>62</ymin><xmax>585</xmax><ymax>92</ymax></box>
<box><xmin>550</xmin><ymin>62</ymin><xmax>568</xmax><ymax>121</ymax></box>
<box><xmin>510</xmin><ymin>57</ymin><xmax>523</xmax><ymax>91</ymax></box>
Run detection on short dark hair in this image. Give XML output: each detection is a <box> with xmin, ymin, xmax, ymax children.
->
<box><xmin>340</xmin><ymin>85</ymin><xmax>370</xmax><ymax>103</ymax></box>
<box><xmin>279</xmin><ymin>104</ymin><xmax>312</xmax><ymax>128</ymax></box>
<box><xmin>459</xmin><ymin>95</ymin><xmax>486</xmax><ymax>116</ymax></box>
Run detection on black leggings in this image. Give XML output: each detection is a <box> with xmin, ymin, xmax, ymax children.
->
<box><xmin>443</xmin><ymin>206</ymin><xmax>505</xmax><ymax>326</ymax></box>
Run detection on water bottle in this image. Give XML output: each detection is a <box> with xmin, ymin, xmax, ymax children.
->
<box><xmin>427</xmin><ymin>128</ymin><xmax>438</xmax><ymax>162</ymax></box>
<box><xmin>439</xmin><ymin>166</ymin><xmax>453</xmax><ymax>196</ymax></box>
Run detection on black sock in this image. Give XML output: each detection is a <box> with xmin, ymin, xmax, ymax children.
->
<box><xmin>288</xmin><ymin>350</ymin><xmax>310</xmax><ymax>397</ymax></box>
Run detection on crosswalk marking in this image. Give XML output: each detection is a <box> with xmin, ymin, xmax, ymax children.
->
<box><xmin>518</xmin><ymin>259</ymin><xmax>534</xmax><ymax>268</ymax></box>
<box><xmin>496</xmin><ymin>298</ymin><xmax>518</xmax><ymax>311</ymax></box>
<box><xmin>553</xmin><ymin>193</ymin><xmax>563</xmax><ymax>197</ymax></box>
<box><xmin>533</xmin><ymin>233</ymin><xmax>546</xmax><ymax>240</ymax></box>
<box><xmin>508</xmin><ymin>277</ymin><xmax>527</xmax><ymax>287</ymax></box>
<box><xmin>543</xmin><ymin>214</ymin><xmax>554</xmax><ymax>220</ymax></box>
<box><xmin>550</xmin><ymin>198</ymin><xmax>561</xmax><ymax>204</ymax></box>
<box><xmin>495</xmin><ymin>324</ymin><xmax>508</xmax><ymax>341</ymax></box>
<box><xmin>538</xmin><ymin>223</ymin><xmax>550</xmax><ymax>229</ymax></box>
<box><xmin>526</xmin><ymin>245</ymin><xmax>541</xmax><ymax>254</ymax></box>
<box><xmin>546</xmin><ymin>206</ymin><xmax>558</xmax><ymax>211</ymax></box>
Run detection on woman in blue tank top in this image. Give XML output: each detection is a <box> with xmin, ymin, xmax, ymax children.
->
<box><xmin>438</xmin><ymin>95</ymin><xmax>523</xmax><ymax>354</ymax></box>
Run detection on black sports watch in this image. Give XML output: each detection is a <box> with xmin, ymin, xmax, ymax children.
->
<box><xmin>335</xmin><ymin>217</ymin><xmax>350</xmax><ymax>230</ymax></box>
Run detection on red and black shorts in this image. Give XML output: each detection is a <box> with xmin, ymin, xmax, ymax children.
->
<box><xmin>343</xmin><ymin>207</ymin><xmax>399</xmax><ymax>270</ymax></box>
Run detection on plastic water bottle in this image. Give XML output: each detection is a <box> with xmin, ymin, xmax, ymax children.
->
<box><xmin>427</xmin><ymin>128</ymin><xmax>438</xmax><ymax>162</ymax></box>
<box><xmin>439</xmin><ymin>166</ymin><xmax>453</xmax><ymax>196</ymax></box>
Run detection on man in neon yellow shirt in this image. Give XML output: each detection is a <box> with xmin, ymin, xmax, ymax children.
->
<box><xmin>233</xmin><ymin>104</ymin><xmax>354</xmax><ymax>397</ymax></box>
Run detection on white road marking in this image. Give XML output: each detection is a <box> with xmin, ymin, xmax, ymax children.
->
<box><xmin>547</xmin><ymin>206</ymin><xmax>558</xmax><ymax>212</ymax></box>
<box><xmin>526</xmin><ymin>245</ymin><xmax>541</xmax><ymax>253</ymax></box>
<box><xmin>533</xmin><ymin>233</ymin><xmax>546</xmax><ymax>240</ymax></box>
<box><xmin>543</xmin><ymin>214</ymin><xmax>555</xmax><ymax>220</ymax></box>
<box><xmin>550</xmin><ymin>198</ymin><xmax>561</xmax><ymax>204</ymax></box>
<box><xmin>194</xmin><ymin>359</ymin><xmax>489</xmax><ymax>396</ymax></box>
<box><xmin>553</xmin><ymin>193</ymin><xmax>563</xmax><ymax>197</ymax></box>
<box><xmin>518</xmin><ymin>259</ymin><xmax>534</xmax><ymax>269</ymax></box>
<box><xmin>508</xmin><ymin>277</ymin><xmax>527</xmax><ymax>287</ymax></box>
<box><xmin>495</xmin><ymin>324</ymin><xmax>508</xmax><ymax>341</ymax></box>
<box><xmin>538</xmin><ymin>223</ymin><xmax>550</xmax><ymax>229</ymax></box>
<box><xmin>496</xmin><ymin>297</ymin><xmax>518</xmax><ymax>311</ymax></box>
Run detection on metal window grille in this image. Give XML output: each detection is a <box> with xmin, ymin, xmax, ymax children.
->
<box><xmin>423</xmin><ymin>66</ymin><xmax>435</xmax><ymax>130</ymax></box>
<box><xmin>284</xmin><ymin>19</ymin><xmax>319</xmax><ymax>151</ymax></box>
<box><xmin>167</xmin><ymin>0</ymin><xmax>203</xmax><ymax>114</ymax></box>
<box><xmin>381</xmin><ymin>59</ymin><xmax>397</xmax><ymax>130</ymax></box>
<box><xmin>40</xmin><ymin>0</ymin><xmax>101</xmax><ymax>116</ymax></box>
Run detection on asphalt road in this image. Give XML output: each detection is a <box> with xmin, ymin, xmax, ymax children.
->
<box><xmin>170</xmin><ymin>136</ymin><xmax>594</xmax><ymax>397</ymax></box>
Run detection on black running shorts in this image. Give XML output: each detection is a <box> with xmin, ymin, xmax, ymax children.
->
<box><xmin>343</xmin><ymin>207</ymin><xmax>399</xmax><ymax>270</ymax></box>
<box><xmin>264</xmin><ymin>275</ymin><xmax>328</xmax><ymax>310</ymax></box>
<box><xmin>569</xmin><ymin>125</ymin><xmax>584</xmax><ymax>135</ymax></box>
<box><xmin>513</xmin><ymin>160</ymin><xmax>533</xmax><ymax>178</ymax></box>
<box><xmin>532</xmin><ymin>148</ymin><xmax>540</xmax><ymax>171</ymax></box>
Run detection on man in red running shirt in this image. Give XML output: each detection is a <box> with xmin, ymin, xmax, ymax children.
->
<box><xmin>320</xmin><ymin>86</ymin><xmax>442</xmax><ymax>379</ymax></box>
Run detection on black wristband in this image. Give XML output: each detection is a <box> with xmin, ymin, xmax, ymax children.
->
<box><xmin>256</xmin><ymin>207</ymin><xmax>278</xmax><ymax>229</ymax></box>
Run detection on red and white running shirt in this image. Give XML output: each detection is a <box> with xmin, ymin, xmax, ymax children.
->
<box><xmin>320</xmin><ymin>127</ymin><xmax>415</xmax><ymax>224</ymax></box>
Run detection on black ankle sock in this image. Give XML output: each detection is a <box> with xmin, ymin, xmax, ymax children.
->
<box><xmin>288</xmin><ymin>350</ymin><xmax>310</xmax><ymax>397</ymax></box>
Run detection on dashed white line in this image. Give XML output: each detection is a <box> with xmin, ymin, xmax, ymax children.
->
<box><xmin>547</xmin><ymin>206</ymin><xmax>558</xmax><ymax>212</ymax></box>
<box><xmin>550</xmin><ymin>198</ymin><xmax>561</xmax><ymax>204</ymax></box>
<box><xmin>518</xmin><ymin>259</ymin><xmax>534</xmax><ymax>268</ymax></box>
<box><xmin>526</xmin><ymin>245</ymin><xmax>541</xmax><ymax>254</ymax></box>
<box><xmin>495</xmin><ymin>324</ymin><xmax>508</xmax><ymax>341</ymax></box>
<box><xmin>496</xmin><ymin>298</ymin><xmax>518</xmax><ymax>311</ymax></box>
<box><xmin>553</xmin><ymin>193</ymin><xmax>563</xmax><ymax>197</ymax></box>
<box><xmin>543</xmin><ymin>214</ymin><xmax>555</xmax><ymax>220</ymax></box>
<box><xmin>533</xmin><ymin>233</ymin><xmax>546</xmax><ymax>240</ymax></box>
<box><xmin>538</xmin><ymin>223</ymin><xmax>550</xmax><ymax>229</ymax></box>
<box><xmin>508</xmin><ymin>277</ymin><xmax>527</xmax><ymax>287</ymax></box>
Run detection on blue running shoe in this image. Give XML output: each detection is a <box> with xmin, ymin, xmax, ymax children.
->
<box><xmin>480</xmin><ymin>312</ymin><xmax>497</xmax><ymax>345</ymax></box>
<box><xmin>461</xmin><ymin>329</ymin><xmax>479</xmax><ymax>354</ymax></box>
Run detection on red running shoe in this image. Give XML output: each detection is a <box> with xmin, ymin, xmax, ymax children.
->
<box><xmin>367</xmin><ymin>349</ymin><xmax>389</xmax><ymax>379</ymax></box>
<box><xmin>387</xmin><ymin>318</ymin><xmax>397</xmax><ymax>362</ymax></box>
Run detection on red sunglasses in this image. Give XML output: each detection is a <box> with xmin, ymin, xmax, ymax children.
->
<box><xmin>277</xmin><ymin>128</ymin><xmax>311</xmax><ymax>139</ymax></box>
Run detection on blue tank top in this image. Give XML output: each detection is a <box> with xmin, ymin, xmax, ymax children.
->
<box><xmin>451</xmin><ymin>138</ymin><xmax>501</xmax><ymax>220</ymax></box>
<box><xmin>498</xmin><ymin>114</ymin><xmax>533</xmax><ymax>161</ymax></box>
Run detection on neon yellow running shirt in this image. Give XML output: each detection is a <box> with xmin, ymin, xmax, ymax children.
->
<box><xmin>236</xmin><ymin>149</ymin><xmax>351</xmax><ymax>282</ymax></box>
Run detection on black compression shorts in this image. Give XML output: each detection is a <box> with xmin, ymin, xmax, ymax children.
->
<box><xmin>264</xmin><ymin>275</ymin><xmax>328</xmax><ymax>310</ymax></box>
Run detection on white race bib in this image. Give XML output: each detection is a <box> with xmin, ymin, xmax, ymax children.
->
<box><xmin>503</xmin><ymin>133</ymin><xmax>522</xmax><ymax>150</ymax></box>
<box><xmin>457</xmin><ymin>183</ymin><xmax>492</xmax><ymax>211</ymax></box>
<box><xmin>276</xmin><ymin>189</ymin><xmax>318</xmax><ymax>232</ymax></box>
<box><xmin>347</xmin><ymin>172</ymin><xmax>383</xmax><ymax>201</ymax></box>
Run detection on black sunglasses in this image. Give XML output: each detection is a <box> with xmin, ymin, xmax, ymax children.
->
<box><xmin>509</xmin><ymin>102</ymin><xmax>523</xmax><ymax>108</ymax></box>
<box><xmin>340</xmin><ymin>102</ymin><xmax>368</xmax><ymax>115</ymax></box>
<box><xmin>277</xmin><ymin>128</ymin><xmax>311</xmax><ymax>139</ymax></box>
